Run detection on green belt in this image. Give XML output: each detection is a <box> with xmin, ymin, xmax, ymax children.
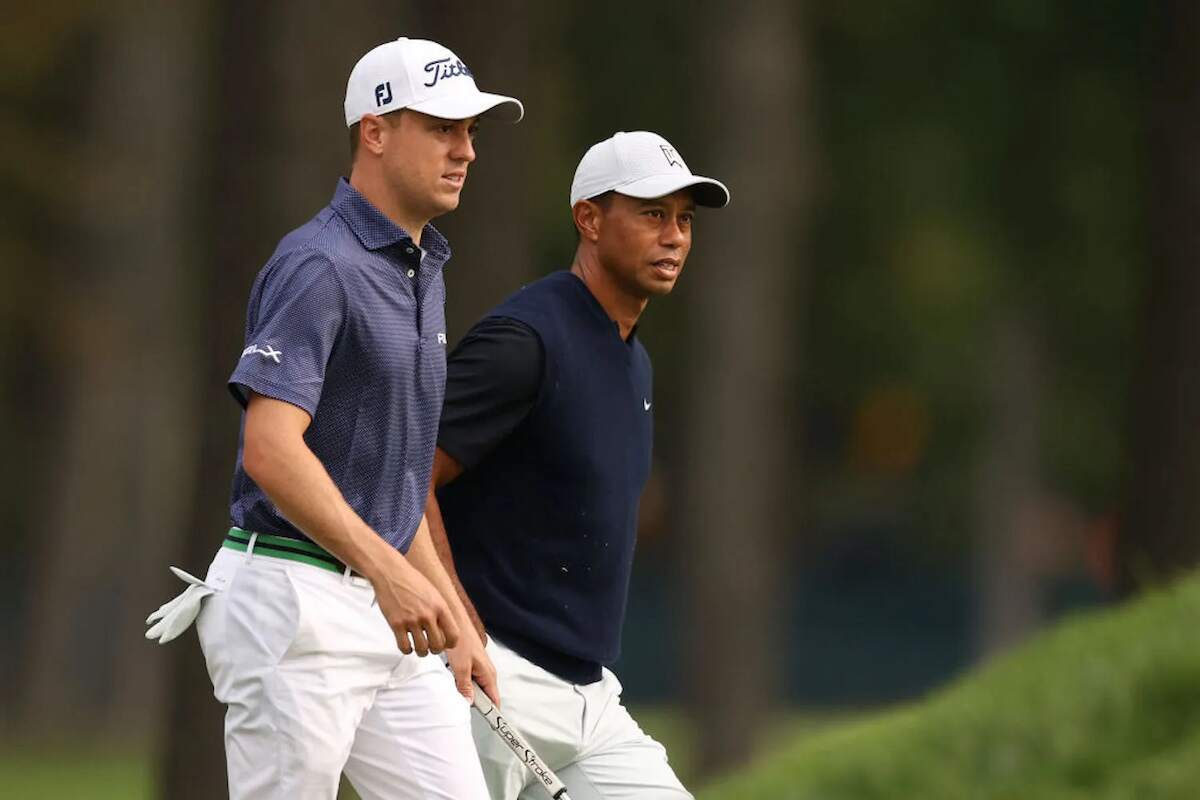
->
<box><xmin>223</xmin><ymin>527</ymin><xmax>359</xmax><ymax>576</ymax></box>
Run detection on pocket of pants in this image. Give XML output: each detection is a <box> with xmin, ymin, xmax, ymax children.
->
<box><xmin>218</xmin><ymin>562</ymin><xmax>305</xmax><ymax>668</ymax></box>
<box><xmin>276</xmin><ymin>564</ymin><xmax>388</xmax><ymax>662</ymax></box>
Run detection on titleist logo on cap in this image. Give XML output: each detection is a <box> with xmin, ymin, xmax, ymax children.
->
<box><xmin>423</xmin><ymin>57</ymin><xmax>473</xmax><ymax>88</ymax></box>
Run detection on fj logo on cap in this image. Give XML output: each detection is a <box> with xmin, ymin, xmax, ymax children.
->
<box><xmin>423</xmin><ymin>57</ymin><xmax>472</xmax><ymax>88</ymax></box>
<box><xmin>374</xmin><ymin>82</ymin><xmax>393</xmax><ymax>107</ymax></box>
<box><xmin>660</xmin><ymin>145</ymin><xmax>682</xmax><ymax>168</ymax></box>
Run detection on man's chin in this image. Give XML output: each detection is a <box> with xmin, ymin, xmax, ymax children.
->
<box><xmin>640</xmin><ymin>277</ymin><xmax>678</xmax><ymax>297</ymax></box>
<box><xmin>427</xmin><ymin>192</ymin><xmax>462</xmax><ymax>219</ymax></box>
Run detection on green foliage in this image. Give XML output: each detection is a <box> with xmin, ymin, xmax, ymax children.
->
<box><xmin>699</xmin><ymin>575</ymin><xmax>1200</xmax><ymax>799</ymax></box>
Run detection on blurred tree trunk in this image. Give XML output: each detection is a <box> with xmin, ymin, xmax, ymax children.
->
<box><xmin>21</xmin><ymin>0</ymin><xmax>206</xmax><ymax>737</ymax></box>
<box><xmin>416</xmin><ymin>0</ymin><xmax>549</xmax><ymax>337</ymax></box>
<box><xmin>683</xmin><ymin>0</ymin><xmax>811</xmax><ymax>775</ymax></box>
<box><xmin>974</xmin><ymin>309</ymin><xmax>1046</xmax><ymax>656</ymax></box>
<box><xmin>157</xmin><ymin>0</ymin><xmax>270</xmax><ymax>792</ymax></box>
<box><xmin>1119</xmin><ymin>1</ymin><xmax>1200</xmax><ymax>593</ymax></box>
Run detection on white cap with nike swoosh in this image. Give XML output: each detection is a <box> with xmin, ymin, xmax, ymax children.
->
<box><xmin>344</xmin><ymin>37</ymin><xmax>524</xmax><ymax>127</ymax></box>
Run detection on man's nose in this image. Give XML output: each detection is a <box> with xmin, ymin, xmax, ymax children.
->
<box><xmin>452</xmin><ymin>129</ymin><xmax>476</xmax><ymax>163</ymax></box>
<box><xmin>662</xmin><ymin>219</ymin><xmax>687</xmax><ymax>247</ymax></box>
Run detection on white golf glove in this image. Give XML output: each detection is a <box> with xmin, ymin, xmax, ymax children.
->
<box><xmin>145</xmin><ymin>567</ymin><xmax>217</xmax><ymax>644</ymax></box>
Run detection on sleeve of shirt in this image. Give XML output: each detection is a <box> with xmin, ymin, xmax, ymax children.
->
<box><xmin>437</xmin><ymin>317</ymin><xmax>544</xmax><ymax>470</ymax></box>
<box><xmin>228</xmin><ymin>250</ymin><xmax>347</xmax><ymax>418</ymax></box>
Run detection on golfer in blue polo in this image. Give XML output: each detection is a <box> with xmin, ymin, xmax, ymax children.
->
<box><xmin>146</xmin><ymin>37</ymin><xmax>520</xmax><ymax>799</ymax></box>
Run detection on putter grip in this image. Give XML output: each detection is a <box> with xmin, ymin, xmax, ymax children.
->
<box><xmin>471</xmin><ymin>682</ymin><xmax>571</xmax><ymax>800</ymax></box>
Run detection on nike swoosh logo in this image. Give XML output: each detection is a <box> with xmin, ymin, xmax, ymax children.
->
<box><xmin>643</xmin><ymin>399</ymin><xmax>652</xmax><ymax>411</ymax></box>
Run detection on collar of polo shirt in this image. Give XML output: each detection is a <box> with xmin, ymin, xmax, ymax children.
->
<box><xmin>331</xmin><ymin>178</ymin><xmax>451</xmax><ymax>263</ymax></box>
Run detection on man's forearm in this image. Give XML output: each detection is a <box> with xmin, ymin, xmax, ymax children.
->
<box><xmin>243</xmin><ymin>397</ymin><xmax>403</xmax><ymax>584</ymax></box>
<box><xmin>424</xmin><ymin>490</ymin><xmax>487</xmax><ymax>640</ymax></box>
<box><xmin>243</xmin><ymin>394</ymin><xmax>458</xmax><ymax>656</ymax></box>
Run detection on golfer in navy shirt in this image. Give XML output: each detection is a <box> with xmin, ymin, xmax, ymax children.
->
<box><xmin>145</xmin><ymin>37</ymin><xmax>520</xmax><ymax>800</ymax></box>
<box><xmin>427</xmin><ymin>132</ymin><xmax>730</xmax><ymax>800</ymax></box>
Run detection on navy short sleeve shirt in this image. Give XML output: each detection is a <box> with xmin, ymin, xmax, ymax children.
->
<box><xmin>228</xmin><ymin>178</ymin><xmax>450</xmax><ymax>552</ymax></box>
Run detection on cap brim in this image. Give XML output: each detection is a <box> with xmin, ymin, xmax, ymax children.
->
<box><xmin>615</xmin><ymin>174</ymin><xmax>730</xmax><ymax>208</ymax></box>
<box><xmin>407</xmin><ymin>91</ymin><xmax>524</xmax><ymax>124</ymax></box>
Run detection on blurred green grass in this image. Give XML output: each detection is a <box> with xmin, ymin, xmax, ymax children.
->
<box><xmin>0</xmin><ymin>745</ymin><xmax>151</xmax><ymax>799</ymax></box>
<box><xmin>700</xmin><ymin>577</ymin><xmax>1200</xmax><ymax>799</ymax></box>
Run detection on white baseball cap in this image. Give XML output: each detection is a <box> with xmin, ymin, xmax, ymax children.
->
<box><xmin>344</xmin><ymin>37</ymin><xmax>523</xmax><ymax>127</ymax></box>
<box><xmin>569</xmin><ymin>131</ymin><xmax>730</xmax><ymax>208</ymax></box>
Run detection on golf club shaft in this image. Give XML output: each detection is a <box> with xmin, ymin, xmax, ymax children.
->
<box><xmin>471</xmin><ymin>682</ymin><xmax>571</xmax><ymax>800</ymax></box>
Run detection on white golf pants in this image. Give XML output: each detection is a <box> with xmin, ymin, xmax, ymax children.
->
<box><xmin>474</xmin><ymin>638</ymin><xmax>692</xmax><ymax>800</ymax></box>
<box><xmin>195</xmin><ymin>544</ymin><xmax>489</xmax><ymax>800</ymax></box>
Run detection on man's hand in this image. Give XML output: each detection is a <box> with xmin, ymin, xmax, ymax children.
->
<box><xmin>369</xmin><ymin>553</ymin><xmax>460</xmax><ymax>657</ymax></box>
<box><xmin>447</xmin><ymin>626</ymin><xmax>500</xmax><ymax>707</ymax></box>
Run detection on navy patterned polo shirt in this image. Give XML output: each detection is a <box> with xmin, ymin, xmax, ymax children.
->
<box><xmin>227</xmin><ymin>177</ymin><xmax>450</xmax><ymax>552</ymax></box>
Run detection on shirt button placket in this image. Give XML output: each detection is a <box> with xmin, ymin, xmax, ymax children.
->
<box><xmin>404</xmin><ymin>244</ymin><xmax>421</xmax><ymax>335</ymax></box>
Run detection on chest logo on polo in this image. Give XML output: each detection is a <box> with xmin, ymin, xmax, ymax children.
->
<box><xmin>437</xmin><ymin>332</ymin><xmax>448</xmax><ymax>345</ymax></box>
<box><xmin>241</xmin><ymin>344</ymin><xmax>282</xmax><ymax>364</ymax></box>
<box><xmin>643</xmin><ymin>398</ymin><xmax>652</xmax><ymax>411</ymax></box>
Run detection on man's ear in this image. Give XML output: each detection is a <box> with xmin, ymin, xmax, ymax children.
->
<box><xmin>359</xmin><ymin>112</ymin><xmax>391</xmax><ymax>157</ymax></box>
<box><xmin>573</xmin><ymin>200</ymin><xmax>603</xmax><ymax>243</ymax></box>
